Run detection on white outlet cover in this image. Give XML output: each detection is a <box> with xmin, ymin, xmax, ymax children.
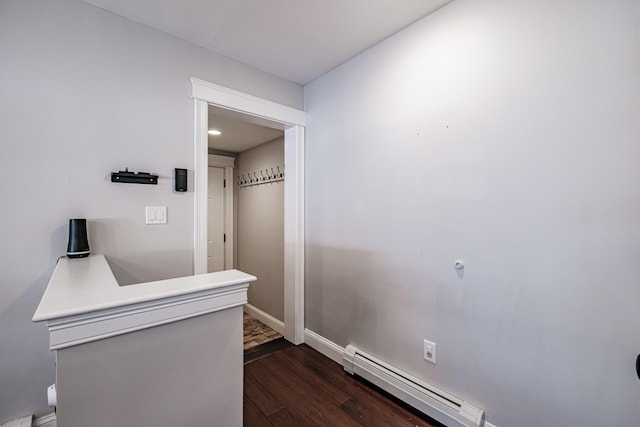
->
<box><xmin>424</xmin><ymin>339</ymin><xmax>437</xmax><ymax>364</ymax></box>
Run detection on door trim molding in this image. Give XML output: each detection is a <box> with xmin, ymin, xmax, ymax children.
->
<box><xmin>191</xmin><ymin>78</ymin><xmax>305</xmax><ymax>127</ymax></box>
<box><xmin>191</xmin><ymin>78</ymin><xmax>305</xmax><ymax>344</ymax></box>
<box><xmin>193</xmin><ymin>97</ymin><xmax>209</xmax><ymax>275</ymax></box>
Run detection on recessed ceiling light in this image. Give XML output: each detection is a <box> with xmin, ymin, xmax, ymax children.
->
<box><xmin>208</xmin><ymin>129</ymin><xmax>222</xmax><ymax>136</ymax></box>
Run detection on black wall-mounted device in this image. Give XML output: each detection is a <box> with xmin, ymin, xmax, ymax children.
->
<box><xmin>111</xmin><ymin>169</ymin><xmax>158</xmax><ymax>185</ymax></box>
<box><xmin>175</xmin><ymin>168</ymin><xmax>187</xmax><ymax>192</ymax></box>
<box><xmin>636</xmin><ymin>354</ymin><xmax>640</xmax><ymax>380</ymax></box>
<box><xmin>67</xmin><ymin>219</ymin><xmax>90</xmax><ymax>258</ymax></box>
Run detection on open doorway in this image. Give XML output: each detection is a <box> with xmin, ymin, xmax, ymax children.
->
<box><xmin>191</xmin><ymin>78</ymin><xmax>305</xmax><ymax>344</ymax></box>
<box><xmin>205</xmin><ymin>108</ymin><xmax>283</xmax><ymax>274</ymax></box>
<box><xmin>207</xmin><ymin>107</ymin><xmax>286</xmax><ymax>338</ymax></box>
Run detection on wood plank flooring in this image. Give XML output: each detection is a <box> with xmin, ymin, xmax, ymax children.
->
<box><xmin>244</xmin><ymin>344</ymin><xmax>445</xmax><ymax>427</ymax></box>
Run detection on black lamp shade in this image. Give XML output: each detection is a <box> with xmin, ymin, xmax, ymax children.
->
<box><xmin>67</xmin><ymin>219</ymin><xmax>90</xmax><ymax>258</ymax></box>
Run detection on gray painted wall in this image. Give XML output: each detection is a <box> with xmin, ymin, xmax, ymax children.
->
<box><xmin>56</xmin><ymin>308</ymin><xmax>243</xmax><ymax>427</ymax></box>
<box><xmin>237</xmin><ymin>138</ymin><xmax>285</xmax><ymax>321</ymax></box>
<box><xmin>304</xmin><ymin>1</ymin><xmax>640</xmax><ymax>426</ymax></box>
<box><xmin>0</xmin><ymin>0</ymin><xmax>302</xmax><ymax>421</ymax></box>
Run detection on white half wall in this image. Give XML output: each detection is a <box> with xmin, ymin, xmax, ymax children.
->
<box><xmin>304</xmin><ymin>1</ymin><xmax>640</xmax><ymax>426</ymax></box>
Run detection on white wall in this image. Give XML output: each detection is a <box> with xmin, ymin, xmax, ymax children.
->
<box><xmin>237</xmin><ymin>138</ymin><xmax>285</xmax><ymax>321</ymax></box>
<box><xmin>0</xmin><ymin>0</ymin><xmax>302</xmax><ymax>421</ymax></box>
<box><xmin>304</xmin><ymin>1</ymin><xmax>640</xmax><ymax>426</ymax></box>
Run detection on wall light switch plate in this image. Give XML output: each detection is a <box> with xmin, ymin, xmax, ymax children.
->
<box><xmin>146</xmin><ymin>206</ymin><xmax>167</xmax><ymax>224</ymax></box>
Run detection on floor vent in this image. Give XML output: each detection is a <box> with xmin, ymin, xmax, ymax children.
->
<box><xmin>343</xmin><ymin>345</ymin><xmax>485</xmax><ymax>427</ymax></box>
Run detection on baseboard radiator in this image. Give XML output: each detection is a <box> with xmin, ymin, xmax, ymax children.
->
<box><xmin>343</xmin><ymin>345</ymin><xmax>485</xmax><ymax>427</ymax></box>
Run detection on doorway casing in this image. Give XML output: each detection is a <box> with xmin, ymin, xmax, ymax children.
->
<box><xmin>191</xmin><ymin>78</ymin><xmax>305</xmax><ymax>344</ymax></box>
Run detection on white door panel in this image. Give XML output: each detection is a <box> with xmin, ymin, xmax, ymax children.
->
<box><xmin>207</xmin><ymin>167</ymin><xmax>225</xmax><ymax>272</ymax></box>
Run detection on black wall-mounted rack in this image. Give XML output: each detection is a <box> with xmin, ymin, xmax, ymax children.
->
<box><xmin>111</xmin><ymin>169</ymin><xmax>158</xmax><ymax>185</ymax></box>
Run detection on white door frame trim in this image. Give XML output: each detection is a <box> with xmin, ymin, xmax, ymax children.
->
<box><xmin>191</xmin><ymin>78</ymin><xmax>305</xmax><ymax>344</ymax></box>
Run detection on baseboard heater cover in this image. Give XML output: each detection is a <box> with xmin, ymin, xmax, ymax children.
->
<box><xmin>343</xmin><ymin>345</ymin><xmax>485</xmax><ymax>427</ymax></box>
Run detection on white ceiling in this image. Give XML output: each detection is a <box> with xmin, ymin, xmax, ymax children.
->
<box><xmin>80</xmin><ymin>0</ymin><xmax>453</xmax><ymax>85</ymax></box>
<box><xmin>208</xmin><ymin>106</ymin><xmax>283</xmax><ymax>153</ymax></box>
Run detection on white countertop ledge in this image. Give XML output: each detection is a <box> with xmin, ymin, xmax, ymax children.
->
<box><xmin>33</xmin><ymin>254</ymin><xmax>256</xmax><ymax>350</ymax></box>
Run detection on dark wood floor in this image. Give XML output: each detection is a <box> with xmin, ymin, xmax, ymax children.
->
<box><xmin>244</xmin><ymin>344</ymin><xmax>445</xmax><ymax>427</ymax></box>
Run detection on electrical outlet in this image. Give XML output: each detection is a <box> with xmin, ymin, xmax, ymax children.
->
<box><xmin>424</xmin><ymin>339</ymin><xmax>437</xmax><ymax>364</ymax></box>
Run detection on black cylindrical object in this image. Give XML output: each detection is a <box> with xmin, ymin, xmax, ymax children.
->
<box><xmin>67</xmin><ymin>219</ymin><xmax>90</xmax><ymax>258</ymax></box>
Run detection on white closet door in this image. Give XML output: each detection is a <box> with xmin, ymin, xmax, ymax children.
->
<box><xmin>207</xmin><ymin>166</ymin><xmax>225</xmax><ymax>272</ymax></box>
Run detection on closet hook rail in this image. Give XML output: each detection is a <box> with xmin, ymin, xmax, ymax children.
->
<box><xmin>237</xmin><ymin>166</ymin><xmax>285</xmax><ymax>187</ymax></box>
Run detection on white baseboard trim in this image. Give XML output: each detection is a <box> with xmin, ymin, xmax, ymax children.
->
<box><xmin>1</xmin><ymin>415</ymin><xmax>32</xmax><ymax>427</ymax></box>
<box><xmin>33</xmin><ymin>412</ymin><xmax>56</xmax><ymax>427</ymax></box>
<box><xmin>303</xmin><ymin>328</ymin><xmax>345</xmax><ymax>364</ymax></box>
<box><xmin>243</xmin><ymin>304</ymin><xmax>284</xmax><ymax>335</ymax></box>
<box><xmin>485</xmin><ymin>422</ymin><xmax>497</xmax><ymax>427</ymax></box>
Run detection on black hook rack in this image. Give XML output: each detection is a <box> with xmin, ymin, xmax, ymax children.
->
<box><xmin>237</xmin><ymin>166</ymin><xmax>284</xmax><ymax>187</ymax></box>
<box><xmin>111</xmin><ymin>168</ymin><xmax>158</xmax><ymax>185</ymax></box>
